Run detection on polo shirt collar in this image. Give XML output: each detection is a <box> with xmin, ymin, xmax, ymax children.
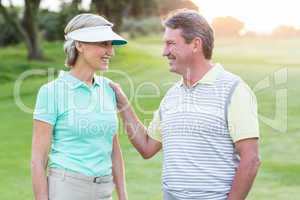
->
<box><xmin>179</xmin><ymin>63</ymin><xmax>224</xmax><ymax>87</ymax></box>
<box><xmin>58</xmin><ymin>70</ymin><xmax>101</xmax><ymax>89</ymax></box>
<box><xmin>93</xmin><ymin>76</ymin><xmax>102</xmax><ymax>87</ymax></box>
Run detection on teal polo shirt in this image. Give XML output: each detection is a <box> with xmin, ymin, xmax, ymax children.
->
<box><xmin>33</xmin><ymin>71</ymin><xmax>118</xmax><ymax>176</ymax></box>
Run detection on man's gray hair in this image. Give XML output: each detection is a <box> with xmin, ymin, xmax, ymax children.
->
<box><xmin>163</xmin><ymin>9</ymin><xmax>214</xmax><ymax>59</ymax></box>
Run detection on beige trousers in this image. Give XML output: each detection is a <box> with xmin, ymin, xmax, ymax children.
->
<box><xmin>48</xmin><ymin>168</ymin><xmax>114</xmax><ymax>200</ymax></box>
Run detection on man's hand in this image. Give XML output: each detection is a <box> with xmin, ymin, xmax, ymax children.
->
<box><xmin>109</xmin><ymin>81</ymin><xmax>162</xmax><ymax>159</ymax></box>
<box><xmin>109</xmin><ymin>82</ymin><xmax>130</xmax><ymax>112</ymax></box>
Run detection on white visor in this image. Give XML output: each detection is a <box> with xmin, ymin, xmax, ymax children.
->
<box><xmin>65</xmin><ymin>25</ymin><xmax>127</xmax><ymax>45</ymax></box>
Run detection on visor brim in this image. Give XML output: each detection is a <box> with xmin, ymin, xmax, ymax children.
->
<box><xmin>66</xmin><ymin>26</ymin><xmax>127</xmax><ymax>45</ymax></box>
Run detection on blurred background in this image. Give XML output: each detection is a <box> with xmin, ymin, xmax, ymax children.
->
<box><xmin>0</xmin><ymin>0</ymin><xmax>299</xmax><ymax>199</ymax></box>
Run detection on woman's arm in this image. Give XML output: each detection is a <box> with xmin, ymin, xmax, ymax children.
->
<box><xmin>112</xmin><ymin>134</ymin><xmax>128</xmax><ymax>200</ymax></box>
<box><xmin>31</xmin><ymin>120</ymin><xmax>52</xmax><ymax>200</ymax></box>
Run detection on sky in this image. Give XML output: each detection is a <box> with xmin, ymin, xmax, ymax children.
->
<box><xmin>3</xmin><ymin>0</ymin><xmax>299</xmax><ymax>33</ymax></box>
<box><xmin>193</xmin><ymin>0</ymin><xmax>299</xmax><ymax>33</ymax></box>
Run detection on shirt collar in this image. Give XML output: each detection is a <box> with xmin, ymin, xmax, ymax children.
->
<box><xmin>58</xmin><ymin>70</ymin><xmax>101</xmax><ymax>89</ymax></box>
<box><xmin>179</xmin><ymin>63</ymin><xmax>224</xmax><ymax>87</ymax></box>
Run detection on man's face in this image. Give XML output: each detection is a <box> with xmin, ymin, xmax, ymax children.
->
<box><xmin>162</xmin><ymin>27</ymin><xmax>193</xmax><ymax>75</ymax></box>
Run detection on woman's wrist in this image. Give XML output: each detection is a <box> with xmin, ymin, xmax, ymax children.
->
<box><xmin>116</xmin><ymin>183</ymin><xmax>127</xmax><ymax>200</ymax></box>
<box><xmin>118</xmin><ymin>191</ymin><xmax>128</xmax><ymax>200</ymax></box>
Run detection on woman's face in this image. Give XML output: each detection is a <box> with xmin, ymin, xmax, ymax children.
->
<box><xmin>79</xmin><ymin>41</ymin><xmax>115</xmax><ymax>71</ymax></box>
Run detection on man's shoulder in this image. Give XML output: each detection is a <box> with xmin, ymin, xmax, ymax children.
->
<box><xmin>218</xmin><ymin>67</ymin><xmax>255</xmax><ymax>99</ymax></box>
<box><xmin>213</xmin><ymin>68</ymin><xmax>243</xmax><ymax>93</ymax></box>
<box><xmin>218</xmin><ymin>68</ymin><xmax>241</xmax><ymax>82</ymax></box>
<box><xmin>164</xmin><ymin>81</ymin><xmax>182</xmax><ymax>96</ymax></box>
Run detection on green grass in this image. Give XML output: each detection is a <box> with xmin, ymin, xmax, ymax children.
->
<box><xmin>0</xmin><ymin>36</ymin><xmax>299</xmax><ymax>199</ymax></box>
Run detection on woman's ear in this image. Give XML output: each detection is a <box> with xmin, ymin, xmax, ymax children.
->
<box><xmin>75</xmin><ymin>41</ymin><xmax>83</xmax><ymax>53</ymax></box>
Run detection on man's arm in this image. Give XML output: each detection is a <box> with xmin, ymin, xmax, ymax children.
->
<box><xmin>227</xmin><ymin>138</ymin><xmax>261</xmax><ymax>200</ymax></box>
<box><xmin>110</xmin><ymin>82</ymin><xmax>162</xmax><ymax>159</ymax></box>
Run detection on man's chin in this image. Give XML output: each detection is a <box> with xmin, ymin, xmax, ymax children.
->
<box><xmin>169</xmin><ymin>65</ymin><xmax>181</xmax><ymax>74</ymax></box>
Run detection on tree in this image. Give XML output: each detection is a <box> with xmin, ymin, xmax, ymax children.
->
<box><xmin>90</xmin><ymin>0</ymin><xmax>129</xmax><ymax>32</ymax></box>
<box><xmin>127</xmin><ymin>0</ymin><xmax>158</xmax><ymax>18</ymax></box>
<box><xmin>212</xmin><ymin>16</ymin><xmax>244</xmax><ymax>37</ymax></box>
<box><xmin>272</xmin><ymin>25</ymin><xmax>300</xmax><ymax>38</ymax></box>
<box><xmin>158</xmin><ymin>0</ymin><xmax>199</xmax><ymax>16</ymax></box>
<box><xmin>0</xmin><ymin>6</ymin><xmax>21</xmax><ymax>46</ymax></box>
<box><xmin>22</xmin><ymin>0</ymin><xmax>43</xmax><ymax>59</ymax></box>
<box><xmin>0</xmin><ymin>0</ymin><xmax>43</xmax><ymax>60</ymax></box>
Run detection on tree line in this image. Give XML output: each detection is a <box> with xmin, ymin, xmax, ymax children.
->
<box><xmin>0</xmin><ymin>0</ymin><xmax>199</xmax><ymax>60</ymax></box>
<box><xmin>0</xmin><ymin>0</ymin><xmax>299</xmax><ymax>60</ymax></box>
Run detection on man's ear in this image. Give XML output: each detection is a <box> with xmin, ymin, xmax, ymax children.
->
<box><xmin>75</xmin><ymin>41</ymin><xmax>83</xmax><ymax>53</ymax></box>
<box><xmin>192</xmin><ymin>37</ymin><xmax>202</xmax><ymax>53</ymax></box>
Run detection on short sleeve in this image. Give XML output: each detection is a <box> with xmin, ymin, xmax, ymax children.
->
<box><xmin>101</xmin><ymin>76</ymin><xmax>118</xmax><ymax>111</ymax></box>
<box><xmin>228</xmin><ymin>82</ymin><xmax>259</xmax><ymax>143</ymax></box>
<box><xmin>147</xmin><ymin>110</ymin><xmax>162</xmax><ymax>143</ymax></box>
<box><xmin>33</xmin><ymin>85</ymin><xmax>58</xmax><ymax>125</ymax></box>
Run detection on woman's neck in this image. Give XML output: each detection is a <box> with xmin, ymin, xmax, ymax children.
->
<box><xmin>70</xmin><ymin>63</ymin><xmax>95</xmax><ymax>86</ymax></box>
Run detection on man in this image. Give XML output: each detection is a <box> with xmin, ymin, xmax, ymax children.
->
<box><xmin>110</xmin><ymin>9</ymin><xmax>260</xmax><ymax>200</ymax></box>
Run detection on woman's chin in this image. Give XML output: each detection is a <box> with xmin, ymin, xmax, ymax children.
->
<box><xmin>96</xmin><ymin>64</ymin><xmax>109</xmax><ymax>71</ymax></box>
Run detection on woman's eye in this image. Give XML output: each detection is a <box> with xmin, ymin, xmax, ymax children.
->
<box><xmin>102</xmin><ymin>42</ymin><xmax>110</xmax><ymax>46</ymax></box>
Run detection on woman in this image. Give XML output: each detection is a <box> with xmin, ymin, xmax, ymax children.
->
<box><xmin>31</xmin><ymin>13</ymin><xmax>127</xmax><ymax>200</ymax></box>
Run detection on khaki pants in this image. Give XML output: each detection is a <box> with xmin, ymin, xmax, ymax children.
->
<box><xmin>48</xmin><ymin>168</ymin><xmax>114</xmax><ymax>200</ymax></box>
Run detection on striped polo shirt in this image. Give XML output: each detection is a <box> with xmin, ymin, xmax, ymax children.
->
<box><xmin>148</xmin><ymin>64</ymin><xmax>259</xmax><ymax>199</ymax></box>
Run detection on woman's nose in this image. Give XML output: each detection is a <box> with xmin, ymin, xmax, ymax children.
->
<box><xmin>107</xmin><ymin>44</ymin><xmax>115</xmax><ymax>56</ymax></box>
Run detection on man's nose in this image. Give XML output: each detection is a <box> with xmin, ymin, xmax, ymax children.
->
<box><xmin>162</xmin><ymin>45</ymin><xmax>170</xmax><ymax>57</ymax></box>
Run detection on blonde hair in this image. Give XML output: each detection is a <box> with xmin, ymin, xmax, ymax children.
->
<box><xmin>63</xmin><ymin>13</ymin><xmax>112</xmax><ymax>67</ymax></box>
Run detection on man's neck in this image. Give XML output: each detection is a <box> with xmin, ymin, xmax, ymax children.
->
<box><xmin>182</xmin><ymin>60</ymin><xmax>213</xmax><ymax>88</ymax></box>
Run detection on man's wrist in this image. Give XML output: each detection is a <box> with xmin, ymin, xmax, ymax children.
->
<box><xmin>36</xmin><ymin>195</ymin><xmax>48</xmax><ymax>200</ymax></box>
